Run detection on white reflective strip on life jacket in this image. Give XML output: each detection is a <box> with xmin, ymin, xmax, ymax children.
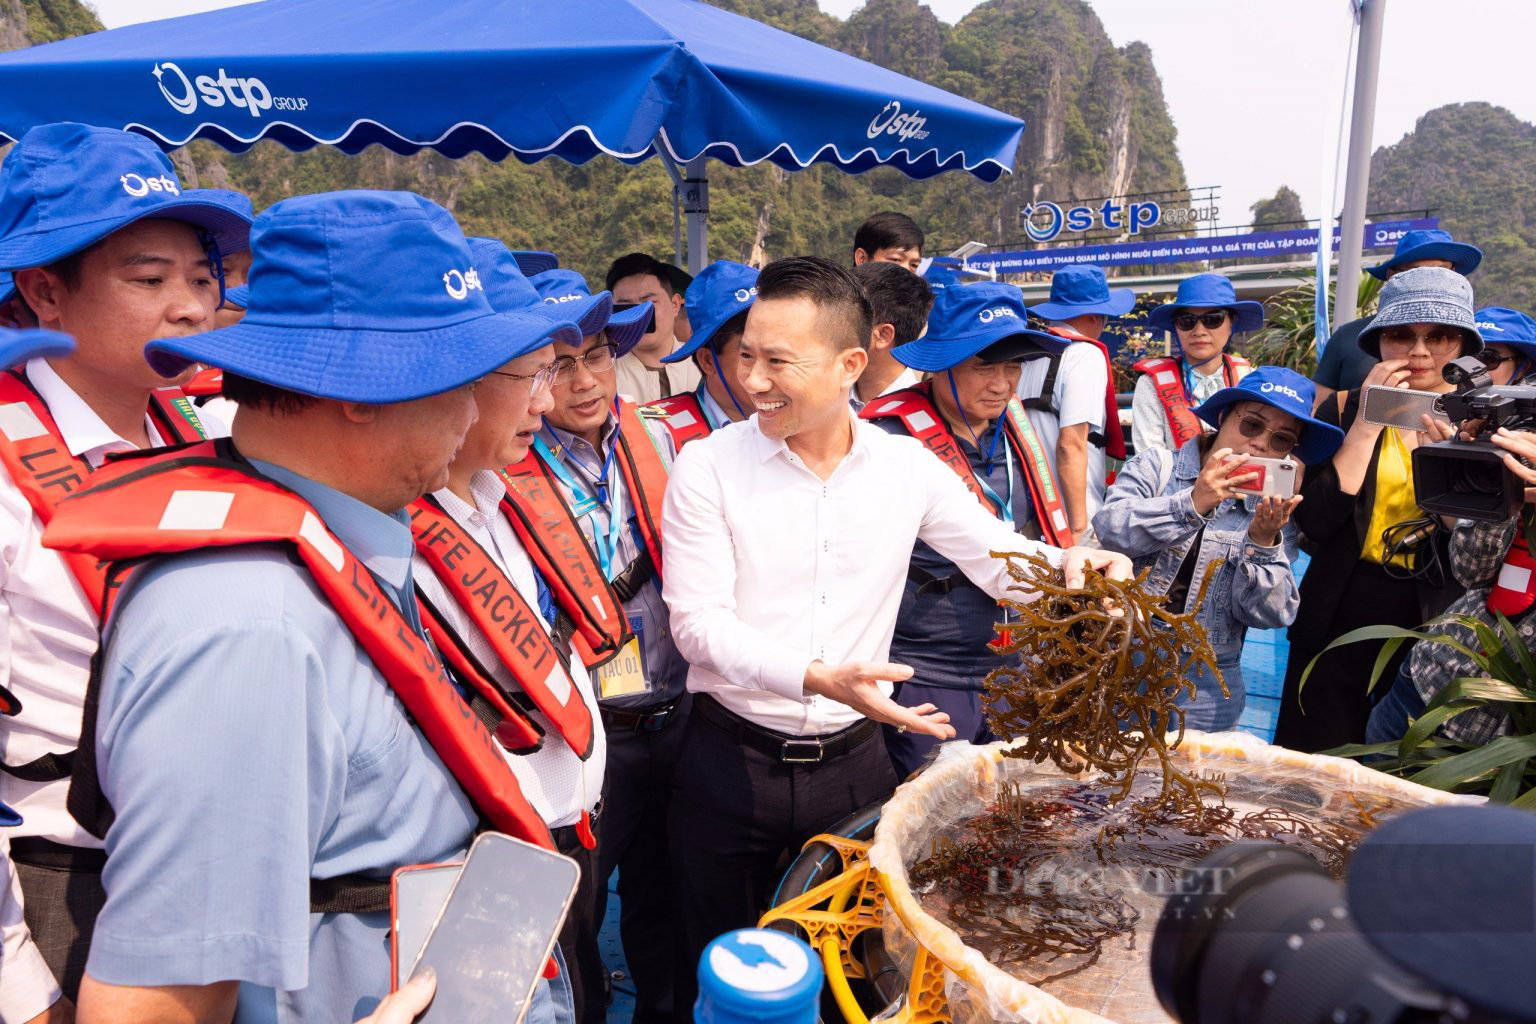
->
<box><xmin>667</xmin><ymin>408</ymin><xmax>700</xmax><ymax>429</ymax></box>
<box><xmin>157</xmin><ymin>489</ymin><xmax>235</xmax><ymax>532</ymax></box>
<box><xmin>1498</xmin><ymin>563</ymin><xmax>1533</xmax><ymax>596</ymax></box>
<box><xmin>299</xmin><ymin>510</ymin><xmax>346</xmax><ymax>572</ymax></box>
<box><xmin>0</xmin><ymin>402</ymin><xmax>48</xmax><ymax>442</ymax></box>
<box><xmin>905</xmin><ymin>409</ymin><xmax>938</xmax><ymax>432</ymax></box>
<box><xmin>1154</xmin><ymin>369</ymin><xmax>1178</xmax><ymax>388</ymax></box>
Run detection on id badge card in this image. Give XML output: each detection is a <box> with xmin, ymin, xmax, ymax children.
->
<box><xmin>597</xmin><ymin>614</ymin><xmax>651</xmax><ymax>700</ymax></box>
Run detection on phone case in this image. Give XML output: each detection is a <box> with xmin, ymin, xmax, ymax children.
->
<box><xmin>389</xmin><ymin>862</ymin><xmax>462</xmax><ymax>992</ymax></box>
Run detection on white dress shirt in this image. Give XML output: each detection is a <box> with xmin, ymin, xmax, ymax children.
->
<box><xmin>849</xmin><ymin>366</ymin><xmax>921</xmax><ymax>412</ymax></box>
<box><xmin>0</xmin><ymin>358</ymin><xmax>229</xmax><ymax>849</ymax></box>
<box><xmin>0</xmin><ymin>839</ymin><xmax>60</xmax><ymax>1022</ymax></box>
<box><xmin>411</xmin><ymin>471</ymin><xmax>605</xmax><ymax>828</ymax></box>
<box><xmin>614</xmin><ymin>350</ymin><xmax>702</xmax><ymax>405</ymax></box>
<box><xmin>660</xmin><ymin>411</ymin><xmax>1062</xmax><ymax>735</ymax></box>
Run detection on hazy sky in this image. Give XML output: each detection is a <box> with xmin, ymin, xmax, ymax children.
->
<box><xmin>83</xmin><ymin>0</ymin><xmax>1534</xmax><ymax>230</ymax></box>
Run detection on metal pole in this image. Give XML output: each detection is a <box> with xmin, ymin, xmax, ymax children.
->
<box><xmin>654</xmin><ymin>135</ymin><xmax>686</xmax><ymax>267</ymax></box>
<box><xmin>684</xmin><ymin>156</ymin><xmax>708</xmax><ymax>275</ymax></box>
<box><xmin>1334</xmin><ymin>0</ymin><xmax>1387</xmax><ymax>326</ymax></box>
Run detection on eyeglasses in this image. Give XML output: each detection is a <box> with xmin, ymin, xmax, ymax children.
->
<box><xmin>1378</xmin><ymin>326</ymin><xmax>1465</xmax><ymax>354</ymax></box>
<box><xmin>548</xmin><ymin>342</ymin><xmax>619</xmax><ymax>382</ymax></box>
<box><xmin>1174</xmin><ymin>311</ymin><xmax>1230</xmax><ymax>332</ymax></box>
<box><xmin>1234</xmin><ymin>413</ymin><xmax>1299</xmax><ymax>455</ymax></box>
<box><xmin>489</xmin><ymin>360</ymin><xmax>561</xmax><ymax>396</ymax></box>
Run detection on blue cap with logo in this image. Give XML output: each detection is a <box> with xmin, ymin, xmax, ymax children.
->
<box><xmin>664</xmin><ymin>261</ymin><xmax>758</xmax><ymax>364</ymax></box>
<box><xmin>892</xmin><ymin>280</ymin><xmax>1066</xmax><ymax>372</ymax></box>
<box><xmin>1473</xmin><ymin>307</ymin><xmax>1536</xmax><ymax>361</ymax></box>
<box><xmin>145</xmin><ymin>190</ymin><xmax>567</xmax><ymax>403</ymax></box>
<box><xmin>467</xmin><ymin>238</ymin><xmax>581</xmax><ymax>348</ymax></box>
<box><xmin>1030</xmin><ymin>265</ymin><xmax>1135</xmax><ymax>320</ymax></box>
<box><xmin>695</xmin><ymin>929</ymin><xmax>822</xmax><ymax>1024</ymax></box>
<box><xmin>0</xmin><ymin>326</ymin><xmax>73</xmax><ymax>372</ymax></box>
<box><xmin>1368</xmin><ymin>228</ymin><xmax>1482</xmax><ymax>280</ymax></box>
<box><xmin>1192</xmin><ymin>365</ymin><xmax>1344</xmax><ymax>464</ymax></box>
<box><xmin>0</xmin><ymin>123</ymin><xmax>252</xmax><ymax>270</ymax></box>
<box><xmin>528</xmin><ymin>269</ymin><xmax>652</xmax><ymax>356</ymax></box>
<box><xmin>1147</xmin><ymin>273</ymin><xmax>1265</xmax><ymax>334</ymax></box>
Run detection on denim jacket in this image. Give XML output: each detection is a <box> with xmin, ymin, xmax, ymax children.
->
<box><xmin>1092</xmin><ymin>439</ymin><xmax>1301</xmax><ymax>683</ymax></box>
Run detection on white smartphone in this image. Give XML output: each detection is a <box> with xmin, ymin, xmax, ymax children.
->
<box><xmin>1361</xmin><ymin>385</ymin><xmax>1447</xmax><ymax>431</ymax></box>
<box><xmin>1231</xmin><ymin>456</ymin><xmax>1299</xmax><ymax>500</ymax></box>
<box><xmin>409</xmin><ymin>832</ymin><xmax>580</xmax><ymax>1024</ymax></box>
<box><xmin>390</xmin><ymin>862</ymin><xmax>461</xmax><ymax>991</ymax></box>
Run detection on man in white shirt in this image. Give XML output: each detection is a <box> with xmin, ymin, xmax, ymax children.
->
<box><xmin>0</xmin><ymin>123</ymin><xmax>250</xmax><ymax>1009</ymax></box>
<box><xmin>1018</xmin><ymin>265</ymin><xmax>1133</xmax><ymax>536</ymax></box>
<box><xmin>606</xmin><ymin>253</ymin><xmax>702</xmax><ymax>403</ymax></box>
<box><xmin>660</xmin><ymin>256</ymin><xmax>1129</xmax><ymax>1020</ymax></box>
<box><xmin>849</xmin><ymin>261</ymin><xmax>932</xmax><ymax>411</ymax></box>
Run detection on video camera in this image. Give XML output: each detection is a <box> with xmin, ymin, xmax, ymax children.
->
<box><xmin>1412</xmin><ymin>354</ymin><xmax>1536</xmax><ymax>521</ymax></box>
<box><xmin>1149</xmin><ymin>805</ymin><xmax>1536</xmax><ymax>1024</ymax></box>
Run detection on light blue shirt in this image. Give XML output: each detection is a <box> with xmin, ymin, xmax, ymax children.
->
<box><xmin>87</xmin><ymin>459</ymin><xmax>480</xmax><ymax>1023</ymax></box>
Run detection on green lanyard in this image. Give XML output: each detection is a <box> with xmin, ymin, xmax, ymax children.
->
<box><xmin>532</xmin><ymin>433</ymin><xmax>628</xmax><ymax>580</ymax></box>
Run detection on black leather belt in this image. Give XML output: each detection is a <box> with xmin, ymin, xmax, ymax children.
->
<box><xmin>10</xmin><ymin>836</ymin><xmax>106</xmax><ymax>872</ymax></box>
<box><xmin>694</xmin><ymin>694</ymin><xmax>876</xmax><ymax>765</ymax></box>
<box><xmin>907</xmin><ymin>564</ymin><xmax>978</xmax><ymax>598</ymax></box>
<box><xmin>601</xmin><ymin>696</ymin><xmax>683</xmax><ymax>733</ymax></box>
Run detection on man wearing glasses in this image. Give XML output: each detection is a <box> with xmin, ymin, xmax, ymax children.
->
<box><xmin>409</xmin><ymin>239</ymin><xmax>605</xmax><ymax>1020</ymax></box>
<box><xmin>525</xmin><ymin>267</ymin><xmax>687</xmax><ymax>1024</ymax></box>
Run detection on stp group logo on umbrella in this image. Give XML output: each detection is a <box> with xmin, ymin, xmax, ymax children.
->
<box><xmin>153</xmin><ymin>61</ymin><xmax>310</xmax><ymax>118</ymax></box>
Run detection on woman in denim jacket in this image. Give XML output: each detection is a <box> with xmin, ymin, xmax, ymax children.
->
<box><xmin>1093</xmin><ymin>367</ymin><xmax>1345</xmax><ymax>731</ymax></box>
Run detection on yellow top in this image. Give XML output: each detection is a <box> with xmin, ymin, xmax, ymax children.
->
<box><xmin>1361</xmin><ymin>427</ymin><xmax>1418</xmax><ymax>568</ymax></box>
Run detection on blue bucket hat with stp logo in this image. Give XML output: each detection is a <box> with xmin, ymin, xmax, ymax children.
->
<box><xmin>467</xmin><ymin>238</ymin><xmax>581</xmax><ymax>348</ymax></box>
<box><xmin>1368</xmin><ymin>228</ymin><xmax>1482</xmax><ymax>280</ymax></box>
<box><xmin>528</xmin><ymin>269</ymin><xmax>652</xmax><ymax>356</ymax></box>
<box><xmin>1473</xmin><ymin>307</ymin><xmax>1536</xmax><ymax>362</ymax></box>
<box><xmin>0</xmin><ymin>123</ymin><xmax>251</xmax><ymax>270</ymax></box>
<box><xmin>146</xmin><ymin>190</ymin><xmax>567</xmax><ymax>403</ymax></box>
<box><xmin>1193</xmin><ymin>365</ymin><xmax>1343</xmax><ymax>464</ymax></box>
<box><xmin>0</xmin><ymin>326</ymin><xmax>74</xmax><ymax>371</ymax></box>
<box><xmin>892</xmin><ymin>281</ymin><xmax>1067</xmax><ymax>372</ymax></box>
<box><xmin>664</xmin><ymin>260</ymin><xmax>758</xmax><ymax>364</ymax></box>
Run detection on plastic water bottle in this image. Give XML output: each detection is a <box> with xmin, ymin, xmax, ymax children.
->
<box><xmin>695</xmin><ymin>928</ymin><xmax>824</xmax><ymax>1024</ymax></box>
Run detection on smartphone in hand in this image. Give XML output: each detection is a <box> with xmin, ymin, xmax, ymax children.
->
<box><xmin>1361</xmin><ymin>385</ymin><xmax>1447</xmax><ymax>431</ymax></box>
<box><xmin>1231</xmin><ymin>456</ymin><xmax>1298</xmax><ymax>500</ymax></box>
<box><xmin>408</xmin><ymin>833</ymin><xmax>580</xmax><ymax>1024</ymax></box>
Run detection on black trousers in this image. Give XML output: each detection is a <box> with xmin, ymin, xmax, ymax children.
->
<box><xmin>12</xmin><ymin>841</ymin><xmax>108</xmax><ymax>1001</ymax></box>
<box><xmin>595</xmin><ymin>695</ymin><xmax>692</xmax><ymax>1024</ymax></box>
<box><xmin>667</xmin><ymin>699</ymin><xmax>899</xmax><ymax>1024</ymax></box>
<box><xmin>1276</xmin><ymin>562</ymin><xmax>1423</xmax><ymax>753</ymax></box>
<box><xmin>553</xmin><ymin>818</ymin><xmax>606</xmax><ymax>1024</ymax></box>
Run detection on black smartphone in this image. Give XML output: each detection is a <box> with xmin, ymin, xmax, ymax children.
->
<box><xmin>612</xmin><ymin>302</ymin><xmax>658</xmax><ymax>335</ymax></box>
<box><xmin>407</xmin><ymin>832</ymin><xmax>580</xmax><ymax>1023</ymax></box>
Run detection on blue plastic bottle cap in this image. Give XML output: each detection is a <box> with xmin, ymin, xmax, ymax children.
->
<box><xmin>695</xmin><ymin>928</ymin><xmax>824</xmax><ymax>1024</ymax></box>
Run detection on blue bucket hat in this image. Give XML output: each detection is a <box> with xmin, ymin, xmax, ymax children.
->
<box><xmin>1029</xmin><ymin>265</ymin><xmax>1135</xmax><ymax>320</ymax></box>
<box><xmin>528</xmin><ymin>269</ymin><xmax>652</xmax><ymax>356</ymax></box>
<box><xmin>1358</xmin><ymin>266</ymin><xmax>1484</xmax><ymax>360</ymax></box>
<box><xmin>1473</xmin><ymin>307</ymin><xmax>1536</xmax><ymax>361</ymax></box>
<box><xmin>221</xmin><ymin>284</ymin><xmax>249</xmax><ymax>311</ymax></box>
<box><xmin>1147</xmin><ymin>273</ymin><xmax>1265</xmax><ymax>334</ymax></box>
<box><xmin>892</xmin><ymin>281</ymin><xmax>1067</xmax><ymax>372</ymax></box>
<box><xmin>1193</xmin><ymin>365</ymin><xmax>1344</xmax><ymax>464</ymax></box>
<box><xmin>663</xmin><ymin>261</ymin><xmax>757</xmax><ymax>364</ymax></box>
<box><xmin>1347</xmin><ymin>804</ymin><xmax>1536</xmax><ymax>1022</ymax></box>
<box><xmin>0</xmin><ymin>123</ymin><xmax>252</xmax><ymax>270</ymax></box>
<box><xmin>467</xmin><ymin>238</ymin><xmax>581</xmax><ymax>348</ymax></box>
<box><xmin>145</xmin><ymin>190</ymin><xmax>566</xmax><ymax>404</ymax></box>
<box><xmin>0</xmin><ymin>326</ymin><xmax>73</xmax><ymax>371</ymax></box>
<box><xmin>1368</xmin><ymin>228</ymin><xmax>1482</xmax><ymax>280</ymax></box>
<box><xmin>511</xmin><ymin>250</ymin><xmax>559</xmax><ymax>277</ymax></box>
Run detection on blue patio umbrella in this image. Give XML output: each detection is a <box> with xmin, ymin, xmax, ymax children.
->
<box><xmin>0</xmin><ymin>0</ymin><xmax>1024</xmax><ymax>269</ymax></box>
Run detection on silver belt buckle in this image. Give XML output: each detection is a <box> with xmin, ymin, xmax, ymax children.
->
<box><xmin>779</xmin><ymin>737</ymin><xmax>824</xmax><ymax>764</ymax></box>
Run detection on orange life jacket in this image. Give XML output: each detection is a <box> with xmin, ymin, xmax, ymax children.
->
<box><xmin>0</xmin><ymin>368</ymin><xmax>207</xmax><ymax>612</ymax></box>
<box><xmin>42</xmin><ymin>441</ymin><xmax>554</xmax><ymax>853</ymax></box>
<box><xmin>184</xmin><ymin>367</ymin><xmax>223</xmax><ymax>398</ymax></box>
<box><xmin>1133</xmin><ymin>354</ymin><xmax>1253</xmax><ymax>448</ymax></box>
<box><xmin>642</xmin><ymin>391</ymin><xmax>713</xmax><ymax>451</ymax></box>
<box><xmin>409</xmin><ymin>495</ymin><xmax>596</xmax><ymax>761</ymax></box>
<box><xmin>860</xmin><ymin>382</ymin><xmax>1075</xmax><ymax>547</ymax></box>
<box><xmin>1488</xmin><ymin>523</ymin><xmax>1536</xmax><ymax>618</ymax></box>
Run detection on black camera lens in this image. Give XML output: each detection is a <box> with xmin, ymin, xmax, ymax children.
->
<box><xmin>1151</xmin><ymin>842</ymin><xmax>1448</xmax><ymax>1024</ymax></box>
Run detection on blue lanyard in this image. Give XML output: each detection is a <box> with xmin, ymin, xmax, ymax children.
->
<box><xmin>944</xmin><ymin>372</ymin><xmax>1014</xmax><ymax>522</ymax></box>
<box><xmin>532</xmin><ymin>432</ymin><xmax>628</xmax><ymax>580</ymax></box>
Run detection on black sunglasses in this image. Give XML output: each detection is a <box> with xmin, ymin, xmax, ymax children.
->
<box><xmin>1174</xmin><ymin>311</ymin><xmax>1230</xmax><ymax>332</ymax></box>
<box><xmin>612</xmin><ymin>302</ymin><xmax>658</xmax><ymax>335</ymax></box>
